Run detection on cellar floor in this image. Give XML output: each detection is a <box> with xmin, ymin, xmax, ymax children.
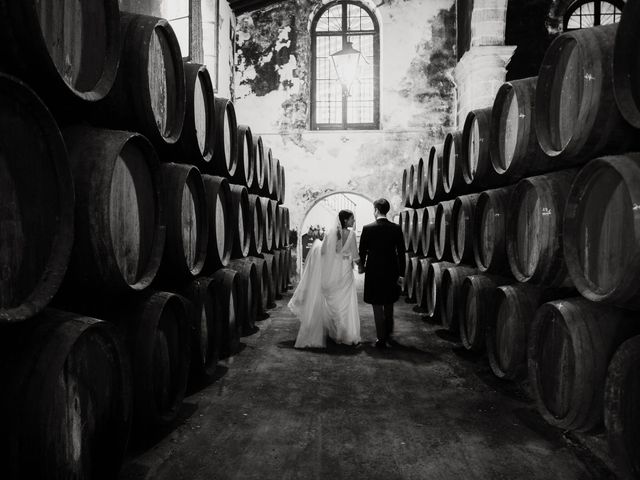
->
<box><xmin>119</xmin><ymin>279</ymin><xmax>618</xmax><ymax>480</ymax></box>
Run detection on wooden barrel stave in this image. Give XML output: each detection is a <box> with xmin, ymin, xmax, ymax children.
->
<box><xmin>228</xmin><ymin>184</ymin><xmax>250</xmax><ymax>258</ymax></box>
<box><xmin>487</xmin><ymin>284</ymin><xmax>544</xmax><ymax>380</ymax></box>
<box><xmin>270</xmin><ymin>199</ymin><xmax>282</xmax><ymax>250</ymax></box>
<box><xmin>416</xmin><ymin>157</ymin><xmax>428</xmax><ymax>207</ymax></box>
<box><xmin>536</xmin><ymin>24</ymin><xmax>639</xmax><ymax>164</ymax></box>
<box><xmin>450</xmin><ymin>193</ymin><xmax>480</xmax><ymax>265</ymax></box>
<box><xmin>0</xmin><ymin>74</ymin><xmax>74</xmax><ymax>323</ymax></box>
<box><xmin>262</xmin><ymin>252</ymin><xmax>280</xmax><ymax>305</ymax></box>
<box><xmin>462</xmin><ymin>107</ymin><xmax>501</xmax><ymax>188</ymax></box>
<box><xmin>490</xmin><ymin>76</ymin><xmax>556</xmax><ymax>181</ymax></box>
<box><xmin>441</xmin><ymin>265</ymin><xmax>478</xmax><ymax>333</ymax></box>
<box><xmin>176</xmin><ymin>62</ymin><xmax>215</xmax><ymax>169</ymax></box>
<box><xmin>434</xmin><ymin>200</ymin><xmax>455</xmax><ymax>261</ymax></box>
<box><xmin>158</xmin><ymin>163</ymin><xmax>209</xmax><ymax>283</ymax></box>
<box><xmin>96</xmin><ymin>13</ymin><xmax>186</xmax><ymax>149</ymax></box>
<box><xmin>0</xmin><ymin>0</ymin><xmax>121</xmax><ymax>111</ymax></box>
<box><xmin>563</xmin><ymin>154</ymin><xmax>640</xmax><ymax>309</ymax></box>
<box><xmin>202</xmin><ymin>175</ymin><xmax>233</xmax><ymax>272</ymax></box>
<box><xmin>252</xmin><ymin>135</ymin><xmax>265</xmax><ymax>194</ymax></box>
<box><xmin>507</xmin><ymin>169</ymin><xmax>578</xmax><ymax>287</ymax></box>
<box><xmin>529</xmin><ymin>298</ymin><xmax>638</xmax><ymax>431</ymax></box>
<box><xmin>425</xmin><ymin>260</ymin><xmax>455</xmax><ymax>319</ymax></box>
<box><xmin>211</xmin><ymin>268</ymin><xmax>241</xmax><ymax>357</ymax></box>
<box><xmin>248</xmin><ymin>194</ymin><xmax>265</xmax><ymax>256</ymax></box>
<box><xmin>249</xmin><ymin>256</ymin><xmax>271</xmax><ymax>318</ymax></box>
<box><xmin>442</xmin><ymin>131</ymin><xmax>467</xmax><ymax>196</ymax></box>
<box><xmin>473</xmin><ymin>186</ymin><xmax>515</xmax><ymax>274</ymax></box>
<box><xmin>604</xmin><ymin>335</ymin><xmax>640</xmax><ymax>478</ymax></box>
<box><xmin>260</xmin><ymin>196</ymin><xmax>274</xmax><ymax>253</ymax></box>
<box><xmin>227</xmin><ymin>258</ymin><xmax>259</xmax><ymax>335</ymax></box>
<box><xmin>61</xmin><ymin>126</ymin><xmax>164</xmax><ymax>298</ymax></box>
<box><xmin>212</xmin><ymin>97</ymin><xmax>238</xmax><ymax>178</ymax></box>
<box><xmin>233</xmin><ymin>124</ymin><xmax>254</xmax><ymax>188</ymax></box>
<box><xmin>460</xmin><ymin>274</ymin><xmax>511</xmax><ymax>352</ymax></box>
<box><xmin>428</xmin><ymin>144</ymin><xmax>445</xmax><ymax>203</ymax></box>
<box><xmin>179</xmin><ymin>277</ymin><xmax>220</xmax><ymax>382</ymax></box>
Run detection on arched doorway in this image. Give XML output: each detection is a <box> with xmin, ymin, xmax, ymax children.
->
<box><xmin>294</xmin><ymin>191</ymin><xmax>375</xmax><ymax>278</ymax></box>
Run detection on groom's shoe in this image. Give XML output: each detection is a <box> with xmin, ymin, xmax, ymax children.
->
<box><xmin>375</xmin><ymin>339</ymin><xmax>387</xmax><ymax>349</ymax></box>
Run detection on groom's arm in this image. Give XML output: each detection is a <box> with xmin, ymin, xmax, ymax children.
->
<box><xmin>358</xmin><ymin>226</ymin><xmax>369</xmax><ymax>272</ymax></box>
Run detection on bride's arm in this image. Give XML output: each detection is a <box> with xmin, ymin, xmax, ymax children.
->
<box><xmin>349</xmin><ymin>231</ymin><xmax>360</xmax><ymax>262</ymax></box>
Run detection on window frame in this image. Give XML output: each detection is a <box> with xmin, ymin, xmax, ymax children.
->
<box><xmin>168</xmin><ymin>0</ymin><xmax>193</xmax><ymax>60</ymax></box>
<box><xmin>563</xmin><ymin>0</ymin><xmax>625</xmax><ymax>30</ymax></box>
<box><xmin>310</xmin><ymin>0</ymin><xmax>380</xmax><ymax>130</ymax></box>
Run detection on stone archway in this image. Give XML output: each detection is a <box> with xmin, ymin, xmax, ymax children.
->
<box><xmin>293</xmin><ymin>191</ymin><xmax>375</xmax><ymax>278</ymax></box>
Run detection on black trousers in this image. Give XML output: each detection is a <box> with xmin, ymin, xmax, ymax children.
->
<box><xmin>372</xmin><ymin>304</ymin><xmax>394</xmax><ymax>341</ymax></box>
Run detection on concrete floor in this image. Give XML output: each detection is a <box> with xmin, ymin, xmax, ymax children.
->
<box><xmin>120</xmin><ymin>279</ymin><xmax>618</xmax><ymax>480</ymax></box>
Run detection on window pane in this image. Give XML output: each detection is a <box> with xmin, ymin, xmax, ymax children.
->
<box><xmin>328</xmin><ymin>5</ymin><xmax>343</xmax><ymax>31</ymax></box>
<box><xmin>166</xmin><ymin>0</ymin><xmax>189</xmax><ymax>19</ymax></box>
<box><xmin>170</xmin><ymin>17</ymin><xmax>190</xmax><ymax>58</ymax></box>
<box><xmin>348</xmin><ymin>3</ymin><xmax>375</xmax><ymax>31</ymax></box>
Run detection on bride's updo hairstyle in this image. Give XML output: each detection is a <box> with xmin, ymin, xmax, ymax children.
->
<box><xmin>339</xmin><ymin>209</ymin><xmax>354</xmax><ymax>228</ymax></box>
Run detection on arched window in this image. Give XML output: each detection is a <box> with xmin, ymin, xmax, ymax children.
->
<box><xmin>564</xmin><ymin>0</ymin><xmax>625</xmax><ymax>30</ymax></box>
<box><xmin>310</xmin><ymin>1</ymin><xmax>380</xmax><ymax>130</ymax></box>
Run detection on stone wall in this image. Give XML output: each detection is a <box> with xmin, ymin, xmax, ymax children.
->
<box><xmin>234</xmin><ymin>0</ymin><xmax>456</xmax><ymax>230</ymax></box>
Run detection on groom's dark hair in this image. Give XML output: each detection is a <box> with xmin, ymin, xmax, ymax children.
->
<box><xmin>373</xmin><ymin>198</ymin><xmax>390</xmax><ymax>215</ymax></box>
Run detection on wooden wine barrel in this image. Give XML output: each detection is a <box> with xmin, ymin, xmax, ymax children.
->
<box><xmin>402</xmin><ymin>168</ymin><xmax>411</xmax><ymax>207</ymax></box>
<box><xmin>260</xmin><ymin>197</ymin><xmax>274</xmax><ymax>253</ymax></box>
<box><xmin>425</xmin><ymin>261</ymin><xmax>455</xmax><ymax>319</ymax></box>
<box><xmin>212</xmin><ymin>97</ymin><xmax>238</xmax><ymax>178</ymax></box>
<box><xmin>529</xmin><ymin>298</ymin><xmax>637</xmax><ymax>431</ymax></box>
<box><xmin>441</xmin><ymin>265</ymin><xmax>477</xmax><ymax>332</ymax></box>
<box><xmin>460</xmin><ymin>274</ymin><xmax>510</xmax><ymax>352</ymax></box>
<box><xmin>487</xmin><ymin>284</ymin><xmax>543</xmax><ymax>380</ymax></box>
<box><xmin>261</xmin><ymin>148</ymin><xmax>273</xmax><ymax>197</ymax></box>
<box><xmin>0</xmin><ymin>0</ymin><xmax>120</xmax><ymax>111</ymax></box>
<box><xmin>250</xmin><ymin>256</ymin><xmax>271</xmax><ymax>319</ymax></box>
<box><xmin>0</xmin><ymin>309</ymin><xmax>132</xmax><ymax>479</ymax></box>
<box><xmin>252</xmin><ymin>135</ymin><xmax>266</xmax><ymax>195</ymax></box>
<box><xmin>564</xmin><ymin>154</ymin><xmax>640</xmax><ymax>309</ymax></box>
<box><xmin>228</xmin><ymin>259</ymin><xmax>259</xmax><ymax>335</ymax></box>
<box><xmin>278</xmin><ymin>163</ymin><xmax>286</xmax><ymax>204</ymax></box>
<box><xmin>211</xmin><ymin>268</ymin><xmax>241</xmax><ymax>358</ymax></box>
<box><xmin>407</xmin><ymin>256</ymin><xmax>421</xmax><ymax>303</ymax></box>
<box><xmin>507</xmin><ymin>169</ymin><xmax>578</xmax><ymax>287</ymax></box>
<box><xmin>266</xmin><ymin>154</ymin><xmax>278</xmax><ymax>200</ymax></box>
<box><xmin>473</xmin><ymin>186</ymin><xmax>515</xmax><ymax>274</ymax></box>
<box><xmin>536</xmin><ymin>24</ymin><xmax>638</xmax><ymax>165</ymax></box>
<box><xmin>278</xmin><ymin>248</ymin><xmax>288</xmax><ymax>293</ymax></box>
<box><xmin>450</xmin><ymin>193</ymin><xmax>480</xmax><ymax>265</ymax></box>
<box><xmin>409</xmin><ymin>164</ymin><xmax>418</xmax><ymax>208</ymax></box>
<box><xmin>490</xmin><ymin>77</ymin><xmax>554</xmax><ymax>181</ymax></box>
<box><xmin>273</xmin><ymin>250</ymin><xmax>284</xmax><ymax>300</ymax></box>
<box><xmin>415</xmin><ymin>157</ymin><xmax>428</xmax><ymax>207</ymax></box>
<box><xmin>248</xmin><ymin>194</ymin><xmax>264</xmax><ymax>256</ymax></box>
<box><xmin>419</xmin><ymin>206</ymin><xmax>437</xmax><ymax>257</ymax></box>
<box><xmin>270</xmin><ymin>199</ymin><xmax>282</xmax><ymax>250</ymax></box>
<box><xmin>61</xmin><ymin>127</ymin><xmax>164</xmax><ymax>297</ymax></box>
<box><xmin>427</xmin><ymin>144</ymin><xmax>445</xmax><ymax>202</ymax></box>
<box><xmin>262</xmin><ymin>252</ymin><xmax>280</xmax><ymax>303</ymax></box>
<box><xmin>401</xmin><ymin>210</ymin><xmax>412</xmax><ymax>251</ymax></box>
<box><xmin>232</xmin><ymin>124</ymin><xmax>254</xmax><ymax>188</ymax></box>
<box><xmin>416</xmin><ymin>258</ymin><xmax>434</xmax><ymax>309</ymax></box>
<box><xmin>434</xmin><ymin>200</ymin><xmax>455</xmax><ymax>261</ymax></box>
<box><xmin>614</xmin><ymin>2</ymin><xmax>640</xmax><ymax>129</ymax></box>
<box><xmin>261</xmin><ymin>252</ymin><xmax>277</xmax><ymax>308</ymax></box>
<box><xmin>412</xmin><ymin>207</ymin><xmax>426</xmax><ymax>256</ymax></box>
<box><xmin>202</xmin><ymin>175</ymin><xmax>233</xmax><ymax>272</ymax></box>
<box><xmin>278</xmin><ymin>205</ymin><xmax>289</xmax><ymax>249</ymax></box>
<box><xmin>120</xmin><ymin>291</ymin><xmax>190</xmax><ymax>432</ymax></box>
<box><xmin>97</xmin><ymin>13</ymin><xmax>185</xmax><ymax>149</ymax></box>
<box><xmin>158</xmin><ymin>163</ymin><xmax>209</xmax><ymax>283</ymax></box>
<box><xmin>442</xmin><ymin>131</ymin><xmax>466</xmax><ymax>196</ymax></box>
<box><xmin>229</xmin><ymin>184</ymin><xmax>250</xmax><ymax>258</ymax></box>
<box><xmin>462</xmin><ymin>107</ymin><xmax>500</xmax><ymax>188</ymax></box>
<box><xmin>273</xmin><ymin>158</ymin><xmax>281</xmax><ymax>202</ymax></box>
<box><xmin>176</xmin><ymin>62</ymin><xmax>215</xmax><ymax>170</ymax></box>
<box><xmin>605</xmin><ymin>335</ymin><xmax>640</xmax><ymax>478</ymax></box>
<box><xmin>403</xmin><ymin>253</ymin><xmax>416</xmax><ymax>298</ymax></box>
<box><xmin>179</xmin><ymin>277</ymin><xmax>220</xmax><ymax>382</ymax></box>
<box><xmin>0</xmin><ymin>75</ymin><xmax>74</xmax><ymax>323</ymax></box>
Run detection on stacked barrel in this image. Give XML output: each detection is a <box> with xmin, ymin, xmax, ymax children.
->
<box><xmin>401</xmin><ymin>5</ymin><xmax>640</xmax><ymax>477</ymax></box>
<box><xmin>0</xmin><ymin>2</ymin><xmax>291</xmax><ymax>478</ymax></box>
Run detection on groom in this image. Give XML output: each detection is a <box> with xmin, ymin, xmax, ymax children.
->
<box><xmin>358</xmin><ymin>198</ymin><xmax>406</xmax><ymax>348</ymax></box>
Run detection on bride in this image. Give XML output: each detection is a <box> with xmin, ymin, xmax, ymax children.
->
<box><xmin>288</xmin><ymin>210</ymin><xmax>361</xmax><ymax>348</ymax></box>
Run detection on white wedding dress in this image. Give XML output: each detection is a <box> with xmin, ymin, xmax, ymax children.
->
<box><xmin>288</xmin><ymin>221</ymin><xmax>361</xmax><ymax>348</ymax></box>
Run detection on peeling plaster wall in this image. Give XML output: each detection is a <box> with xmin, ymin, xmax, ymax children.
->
<box><xmin>234</xmin><ymin>0</ymin><xmax>456</xmax><ymax>230</ymax></box>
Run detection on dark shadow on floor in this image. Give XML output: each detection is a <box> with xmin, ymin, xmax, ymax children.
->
<box><xmin>434</xmin><ymin>328</ymin><xmax>460</xmax><ymax>343</ymax></box>
<box><xmin>278</xmin><ymin>339</ymin><xmax>363</xmax><ymax>356</ymax></box>
<box><xmin>242</xmin><ymin>324</ymin><xmax>260</xmax><ymax>337</ymax></box>
<box><xmin>187</xmin><ymin>364</ymin><xmax>230</xmax><ymax>395</ymax></box>
<box><xmin>452</xmin><ymin>345</ymin><xmax>485</xmax><ymax>362</ymax></box>
<box><xmin>362</xmin><ymin>339</ymin><xmax>440</xmax><ymax>363</ymax></box>
<box><xmin>422</xmin><ymin>314</ymin><xmax>441</xmax><ymax>326</ymax></box>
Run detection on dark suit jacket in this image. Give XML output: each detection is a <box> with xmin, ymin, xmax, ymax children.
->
<box><xmin>358</xmin><ymin>218</ymin><xmax>406</xmax><ymax>304</ymax></box>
